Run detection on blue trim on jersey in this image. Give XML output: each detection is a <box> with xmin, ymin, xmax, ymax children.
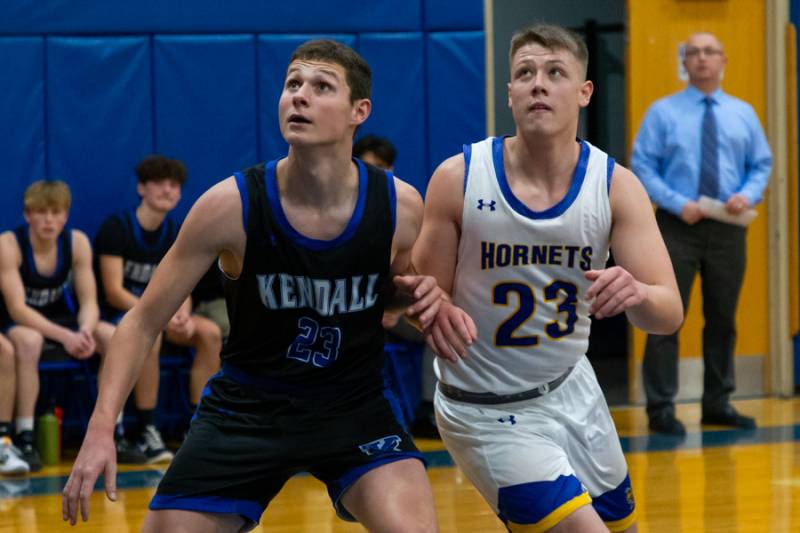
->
<box><xmin>497</xmin><ymin>474</ymin><xmax>585</xmax><ymax>524</ymax></box>
<box><xmin>606</xmin><ymin>155</ymin><xmax>616</xmax><ymax>194</ymax></box>
<box><xmin>592</xmin><ymin>474</ymin><xmax>635</xmax><ymax>522</ymax></box>
<box><xmin>463</xmin><ymin>143</ymin><xmax>472</xmax><ymax>194</ymax></box>
<box><xmin>19</xmin><ymin>225</ymin><xmax>68</xmax><ymax>281</ymax></box>
<box><xmin>149</xmin><ymin>493</ymin><xmax>263</xmax><ymax>527</ymax></box>
<box><xmin>124</xmin><ymin>209</ymin><xmax>172</xmax><ymax>253</ymax></box>
<box><xmin>264</xmin><ymin>158</ymin><xmax>368</xmax><ymax>251</ymax></box>
<box><xmin>385</xmin><ymin>169</ymin><xmax>397</xmax><ymax>234</ymax></box>
<box><xmin>62</xmin><ymin>283</ymin><xmax>77</xmax><ymax>315</ymax></box>
<box><xmin>330</xmin><ymin>453</ymin><xmax>426</xmax><ymax>521</ymax></box>
<box><xmin>234</xmin><ymin>171</ymin><xmax>249</xmax><ymax>230</ymax></box>
<box><xmin>492</xmin><ymin>136</ymin><xmax>590</xmax><ymax>219</ymax></box>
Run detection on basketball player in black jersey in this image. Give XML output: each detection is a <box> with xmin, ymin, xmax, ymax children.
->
<box><xmin>64</xmin><ymin>40</ymin><xmax>463</xmax><ymax>532</ymax></box>
<box><xmin>0</xmin><ymin>180</ymin><xmax>119</xmax><ymax>471</ymax></box>
<box><xmin>95</xmin><ymin>155</ymin><xmax>223</xmax><ymax>464</ymax></box>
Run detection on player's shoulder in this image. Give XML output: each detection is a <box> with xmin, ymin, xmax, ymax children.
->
<box><xmin>0</xmin><ymin>229</ymin><xmax>19</xmax><ymax>248</ymax></box>
<box><xmin>0</xmin><ymin>230</ymin><xmax>22</xmax><ymax>264</ymax></box>
<box><xmin>609</xmin><ymin>162</ymin><xmax>651</xmax><ymax>210</ymax></box>
<box><xmin>609</xmin><ymin>160</ymin><xmax>635</xmax><ymax>180</ymax></box>
<box><xmin>430</xmin><ymin>153</ymin><xmax>466</xmax><ymax>190</ymax></box>
<box><xmin>195</xmin><ymin>176</ymin><xmax>242</xmax><ymax>211</ymax></box>
<box><xmin>184</xmin><ymin>177</ymin><xmax>245</xmax><ymax>234</ymax></box>
<box><xmin>392</xmin><ymin>176</ymin><xmax>422</xmax><ymax>205</ymax></box>
<box><xmin>69</xmin><ymin>228</ymin><xmax>90</xmax><ymax>246</ymax></box>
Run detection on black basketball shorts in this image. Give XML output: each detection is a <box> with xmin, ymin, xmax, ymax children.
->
<box><xmin>149</xmin><ymin>367</ymin><xmax>424</xmax><ymax>530</ymax></box>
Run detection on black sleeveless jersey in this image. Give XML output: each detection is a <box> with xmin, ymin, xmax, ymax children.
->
<box><xmin>221</xmin><ymin>158</ymin><xmax>396</xmax><ymax>405</ymax></box>
<box><xmin>94</xmin><ymin>209</ymin><xmax>178</xmax><ymax>318</ymax></box>
<box><xmin>5</xmin><ymin>225</ymin><xmax>77</xmax><ymax>320</ymax></box>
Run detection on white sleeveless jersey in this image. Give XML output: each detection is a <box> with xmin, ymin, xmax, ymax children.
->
<box><xmin>435</xmin><ymin>136</ymin><xmax>614</xmax><ymax>395</ymax></box>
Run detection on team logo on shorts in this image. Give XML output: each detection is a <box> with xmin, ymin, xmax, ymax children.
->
<box><xmin>358</xmin><ymin>435</ymin><xmax>402</xmax><ymax>456</ymax></box>
<box><xmin>497</xmin><ymin>415</ymin><xmax>516</xmax><ymax>425</ymax></box>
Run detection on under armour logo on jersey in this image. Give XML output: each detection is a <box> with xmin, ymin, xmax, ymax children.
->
<box><xmin>358</xmin><ymin>435</ymin><xmax>402</xmax><ymax>456</ymax></box>
<box><xmin>497</xmin><ymin>415</ymin><xmax>516</xmax><ymax>425</ymax></box>
<box><xmin>477</xmin><ymin>199</ymin><xmax>496</xmax><ymax>211</ymax></box>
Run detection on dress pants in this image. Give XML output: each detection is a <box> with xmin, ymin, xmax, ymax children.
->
<box><xmin>643</xmin><ymin>209</ymin><xmax>747</xmax><ymax>419</ymax></box>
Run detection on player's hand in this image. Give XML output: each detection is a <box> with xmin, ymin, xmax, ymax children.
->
<box><xmin>62</xmin><ymin>425</ymin><xmax>117</xmax><ymax>525</ymax></box>
<box><xmin>680</xmin><ymin>201</ymin><xmax>704</xmax><ymax>225</ymax></box>
<box><xmin>585</xmin><ymin>266</ymin><xmax>647</xmax><ymax>319</ymax></box>
<box><xmin>78</xmin><ymin>328</ymin><xmax>97</xmax><ymax>355</ymax></box>
<box><xmin>424</xmin><ymin>301</ymin><xmax>477</xmax><ymax>363</ymax></box>
<box><xmin>725</xmin><ymin>193</ymin><xmax>750</xmax><ymax>215</ymax></box>
<box><xmin>392</xmin><ymin>274</ymin><xmax>444</xmax><ymax>330</ymax></box>
<box><xmin>167</xmin><ymin>311</ymin><xmax>194</xmax><ymax>338</ymax></box>
<box><xmin>63</xmin><ymin>331</ymin><xmax>94</xmax><ymax>359</ymax></box>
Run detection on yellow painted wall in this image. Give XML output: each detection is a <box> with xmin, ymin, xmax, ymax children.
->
<box><xmin>627</xmin><ymin>1</ymin><xmax>770</xmax><ymax>370</ymax></box>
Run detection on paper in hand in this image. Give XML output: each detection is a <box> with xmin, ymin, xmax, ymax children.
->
<box><xmin>698</xmin><ymin>196</ymin><xmax>758</xmax><ymax>227</ymax></box>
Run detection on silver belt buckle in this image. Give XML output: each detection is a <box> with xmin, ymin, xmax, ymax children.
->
<box><xmin>537</xmin><ymin>382</ymin><xmax>550</xmax><ymax>395</ymax></box>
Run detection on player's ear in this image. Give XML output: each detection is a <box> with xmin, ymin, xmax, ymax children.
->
<box><xmin>578</xmin><ymin>80</ymin><xmax>593</xmax><ymax>108</ymax></box>
<box><xmin>351</xmin><ymin>98</ymin><xmax>371</xmax><ymax>126</ymax></box>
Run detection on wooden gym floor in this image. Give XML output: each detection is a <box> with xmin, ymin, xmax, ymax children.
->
<box><xmin>1</xmin><ymin>397</ymin><xmax>799</xmax><ymax>532</ymax></box>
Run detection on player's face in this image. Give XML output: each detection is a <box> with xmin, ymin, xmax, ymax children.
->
<box><xmin>137</xmin><ymin>178</ymin><xmax>182</xmax><ymax>213</ymax></box>
<box><xmin>279</xmin><ymin>60</ymin><xmax>370</xmax><ymax>147</ymax></box>
<box><xmin>507</xmin><ymin>43</ymin><xmax>592</xmax><ymax>137</ymax></box>
<box><xmin>683</xmin><ymin>33</ymin><xmax>726</xmax><ymax>85</ymax></box>
<box><xmin>24</xmin><ymin>207</ymin><xmax>68</xmax><ymax>242</ymax></box>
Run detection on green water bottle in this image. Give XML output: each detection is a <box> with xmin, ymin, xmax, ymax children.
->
<box><xmin>36</xmin><ymin>407</ymin><xmax>60</xmax><ymax>465</ymax></box>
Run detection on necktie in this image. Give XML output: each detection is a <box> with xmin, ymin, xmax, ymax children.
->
<box><xmin>698</xmin><ymin>96</ymin><xmax>719</xmax><ymax>199</ymax></box>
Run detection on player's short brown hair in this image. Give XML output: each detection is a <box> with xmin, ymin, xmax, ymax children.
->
<box><xmin>290</xmin><ymin>39</ymin><xmax>372</xmax><ymax>102</ymax></box>
<box><xmin>23</xmin><ymin>180</ymin><xmax>71</xmax><ymax>212</ymax></box>
<box><xmin>509</xmin><ymin>23</ymin><xmax>589</xmax><ymax>78</ymax></box>
<box><xmin>136</xmin><ymin>155</ymin><xmax>187</xmax><ymax>185</ymax></box>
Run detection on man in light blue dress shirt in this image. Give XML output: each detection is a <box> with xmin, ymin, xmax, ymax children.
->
<box><xmin>631</xmin><ymin>32</ymin><xmax>772</xmax><ymax>436</ymax></box>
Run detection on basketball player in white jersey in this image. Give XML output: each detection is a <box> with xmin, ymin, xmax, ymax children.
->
<box><xmin>415</xmin><ymin>24</ymin><xmax>683</xmax><ymax>532</ymax></box>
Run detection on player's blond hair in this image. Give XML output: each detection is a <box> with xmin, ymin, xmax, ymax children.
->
<box><xmin>23</xmin><ymin>180</ymin><xmax>72</xmax><ymax>212</ymax></box>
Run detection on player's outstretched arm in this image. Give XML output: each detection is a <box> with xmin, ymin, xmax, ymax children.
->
<box><xmin>411</xmin><ymin>156</ymin><xmax>477</xmax><ymax>361</ymax></box>
<box><xmin>585</xmin><ymin>164</ymin><xmax>683</xmax><ymax>334</ymax></box>
<box><xmin>62</xmin><ymin>177</ymin><xmax>245</xmax><ymax>525</ymax></box>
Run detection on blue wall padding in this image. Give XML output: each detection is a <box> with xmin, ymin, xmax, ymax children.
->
<box><xmin>424</xmin><ymin>0</ymin><xmax>483</xmax><ymax>31</ymax></box>
<box><xmin>257</xmin><ymin>34</ymin><xmax>357</xmax><ymax>163</ymax></box>
<box><xmin>358</xmin><ymin>33</ymin><xmax>427</xmax><ymax>194</ymax></box>
<box><xmin>46</xmin><ymin>37</ymin><xmax>154</xmax><ymax>236</ymax></box>
<box><xmin>0</xmin><ymin>1</ymin><xmax>424</xmax><ymax>34</ymax></box>
<box><xmin>0</xmin><ymin>5</ymin><xmax>486</xmax><ymax>237</ymax></box>
<box><xmin>0</xmin><ymin>37</ymin><xmax>45</xmax><ymax>231</ymax></box>
<box><xmin>153</xmin><ymin>35</ymin><xmax>258</xmax><ymax>223</ymax></box>
<box><xmin>426</xmin><ymin>31</ymin><xmax>486</xmax><ymax>188</ymax></box>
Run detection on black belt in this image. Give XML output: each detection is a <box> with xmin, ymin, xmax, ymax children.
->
<box><xmin>438</xmin><ymin>366</ymin><xmax>575</xmax><ymax>405</ymax></box>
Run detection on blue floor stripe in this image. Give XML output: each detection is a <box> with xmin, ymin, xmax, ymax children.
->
<box><xmin>621</xmin><ymin>423</ymin><xmax>800</xmax><ymax>453</ymax></box>
<box><xmin>3</xmin><ymin>424</ymin><xmax>799</xmax><ymax>500</ymax></box>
